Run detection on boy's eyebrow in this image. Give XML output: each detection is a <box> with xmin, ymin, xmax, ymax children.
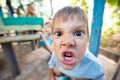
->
<box><xmin>53</xmin><ymin>27</ymin><xmax>63</xmax><ymax>31</ymax></box>
<box><xmin>73</xmin><ymin>23</ymin><xmax>86</xmax><ymax>29</ymax></box>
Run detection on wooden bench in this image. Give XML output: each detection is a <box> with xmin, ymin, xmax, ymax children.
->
<box><xmin>0</xmin><ymin>17</ymin><xmax>44</xmax><ymax>78</ymax></box>
<box><xmin>0</xmin><ymin>17</ymin><xmax>44</xmax><ymax>49</ymax></box>
<box><xmin>0</xmin><ymin>17</ymin><xmax>43</xmax><ymax>31</ymax></box>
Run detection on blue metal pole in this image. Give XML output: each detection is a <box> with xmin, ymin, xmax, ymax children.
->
<box><xmin>89</xmin><ymin>0</ymin><xmax>105</xmax><ymax>57</ymax></box>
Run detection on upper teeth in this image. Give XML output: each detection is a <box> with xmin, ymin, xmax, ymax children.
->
<box><xmin>64</xmin><ymin>53</ymin><xmax>72</xmax><ymax>57</ymax></box>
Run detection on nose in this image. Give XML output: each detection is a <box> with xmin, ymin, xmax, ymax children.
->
<box><xmin>62</xmin><ymin>35</ymin><xmax>75</xmax><ymax>48</ymax></box>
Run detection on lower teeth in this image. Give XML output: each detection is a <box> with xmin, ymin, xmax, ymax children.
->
<box><xmin>64</xmin><ymin>57</ymin><xmax>72</xmax><ymax>60</ymax></box>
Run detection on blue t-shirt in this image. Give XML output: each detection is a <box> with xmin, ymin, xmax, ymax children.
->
<box><xmin>48</xmin><ymin>49</ymin><xmax>104</xmax><ymax>80</ymax></box>
<box><xmin>39</xmin><ymin>39</ymin><xmax>53</xmax><ymax>48</ymax></box>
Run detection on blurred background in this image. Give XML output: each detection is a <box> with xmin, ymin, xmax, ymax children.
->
<box><xmin>0</xmin><ymin>0</ymin><xmax>120</xmax><ymax>51</ymax></box>
<box><xmin>0</xmin><ymin>0</ymin><xmax>120</xmax><ymax>80</ymax></box>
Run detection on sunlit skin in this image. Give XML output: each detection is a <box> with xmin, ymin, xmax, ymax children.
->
<box><xmin>52</xmin><ymin>16</ymin><xmax>88</xmax><ymax>70</ymax></box>
<box><xmin>44</xmin><ymin>23</ymin><xmax>52</xmax><ymax>35</ymax></box>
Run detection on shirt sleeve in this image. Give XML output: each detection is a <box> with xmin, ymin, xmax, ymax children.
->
<box><xmin>48</xmin><ymin>53</ymin><xmax>56</xmax><ymax>69</ymax></box>
<box><xmin>93</xmin><ymin>75</ymin><xmax>104</xmax><ymax>80</ymax></box>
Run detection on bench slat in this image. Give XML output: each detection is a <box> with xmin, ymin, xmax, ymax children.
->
<box><xmin>2</xmin><ymin>17</ymin><xmax>44</xmax><ymax>26</ymax></box>
<box><xmin>0</xmin><ymin>34</ymin><xmax>41</xmax><ymax>43</ymax></box>
<box><xmin>0</xmin><ymin>25</ymin><xmax>43</xmax><ymax>31</ymax></box>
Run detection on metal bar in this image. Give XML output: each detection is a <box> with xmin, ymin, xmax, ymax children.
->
<box><xmin>89</xmin><ymin>0</ymin><xmax>105</xmax><ymax>57</ymax></box>
<box><xmin>31</xmin><ymin>40</ymin><xmax>36</xmax><ymax>50</ymax></box>
<box><xmin>29</xmin><ymin>31</ymin><xmax>36</xmax><ymax>50</ymax></box>
<box><xmin>1</xmin><ymin>43</ymin><xmax>20</xmax><ymax>78</ymax></box>
<box><xmin>112</xmin><ymin>59</ymin><xmax>120</xmax><ymax>80</ymax></box>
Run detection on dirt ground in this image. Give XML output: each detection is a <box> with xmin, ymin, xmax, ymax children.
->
<box><xmin>0</xmin><ymin>42</ymin><xmax>118</xmax><ymax>80</ymax></box>
<box><xmin>0</xmin><ymin>42</ymin><xmax>50</xmax><ymax>80</ymax></box>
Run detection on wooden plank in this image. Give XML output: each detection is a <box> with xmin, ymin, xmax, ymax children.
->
<box><xmin>0</xmin><ymin>34</ymin><xmax>41</xmax><ymax>43</ymax></box>
<box><xmin>0</xmin><ymin>25</ymin><xmax>43</xmax><ymax>31</ymax></box>
<box><xmin>0</xmin><ymin>31</ymin><xmax>9</xmax><ymax>34</ymax></box>
<box><xmin>0</xmin><ymin>17</ymin><xmax>44</xmax><ymax>31</ymax></box>
<box><xmin>2</xmin><ymin>17</ymin><xmax>44</xmax><ymax>26</ymax></box>
<box><xmin>99</xmin><ymin>47</ymin><xmax>120</xmax><ymax>62</ymax></box>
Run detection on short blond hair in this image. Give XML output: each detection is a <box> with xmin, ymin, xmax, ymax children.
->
<box><xmin>52</xmin><ymin>6</ymin><xmax>89</xmax><ymax>36</ymax></box>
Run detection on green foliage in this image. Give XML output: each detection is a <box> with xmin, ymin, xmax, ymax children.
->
<box><xmin>71</xmin><ymin>0</ymin><xmax>89</xmax><ymax>13</ymax></box>
<box><xmin>71</xmin><ymin>0</ymin><xmax>80</xmax><ymax>5</ymax></box>
<box><xmin>107</xmin><ymin>0</ymin><xmax>120</xmax><ymax>27</ymax></box>
<box><xmin>107</xmin><ymin>0</ymin><xmax>120</xmax><ymax>7</ymax></box>
<box><xmin>101</xmin><ymin>26</ymin><xmax>120</xmax><ymax>50</ymax></box>
<box><xmin>101</xmin><ymin>0</ymin><xmax>120</xmax><ymax>51</ymax></box>
<box><xmin>81</xmin><ymin>0</ymin><xmax>89</xmax><ymax>13</ymax></box>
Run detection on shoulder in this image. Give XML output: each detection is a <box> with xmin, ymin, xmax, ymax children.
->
<box><xmin>49</xmin><ymin>52</ymin><xmax>57</xmax><ymax>63</ymax></box>
<box><xmin>48</xmin><ymin>52</ymin><xmax>60</xmax><ymax>68</ymax></box>
<box><xmin>83</xmin><ymin>49</ymin><xmax>103</xmax><ymax>67</ymax></box>
<box><xmin>81</xmin><ymin>49</ymin><xmax>104</xmax><ymax>79</ymax></box>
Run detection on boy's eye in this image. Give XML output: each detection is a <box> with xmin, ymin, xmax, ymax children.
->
<box><xmin>55</xmin><ymin>32</ymin><xmax>62</xmax><ymax>36</ymax></box>
<box><xmin>74</xmin><ymin>31</ymin><xmax>84</xmax><ymax>36</ymax></box>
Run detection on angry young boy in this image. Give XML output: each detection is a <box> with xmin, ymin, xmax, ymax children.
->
<box><xmin>48</xmin><ymin>6</ymin><xmax>104</xmax><ymax>80</ymax></box>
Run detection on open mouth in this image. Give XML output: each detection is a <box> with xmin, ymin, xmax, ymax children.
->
<box><xmin>61</xmin><ymin>51</ymin><xmax>76</xmax><ymax>65</ymax></box>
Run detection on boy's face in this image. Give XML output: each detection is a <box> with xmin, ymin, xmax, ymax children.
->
<box><xmin>52</xmin><ymin>16</ymin><xmax>88</xmax><ymax>70</ymax></box>
<box><xmin>44</xmin><ymin>24</ymin><xmax>52</xmax><ymax>34</ymax></box>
